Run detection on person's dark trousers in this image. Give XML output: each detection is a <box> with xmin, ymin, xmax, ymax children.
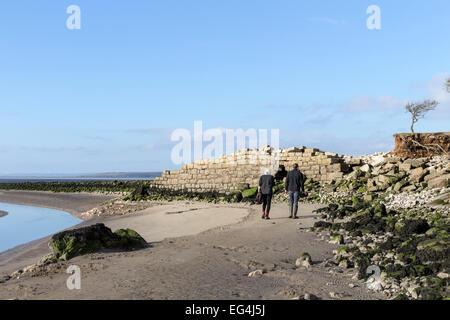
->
<box><xmin>262</xmin><ymin>193</ymin><xmax>272</xmax><ymax>216</ymax></box>
<box><xmin>289</xmin><ymin>191</ymin><xmax>299</xmax><ymax>218</ymax></box>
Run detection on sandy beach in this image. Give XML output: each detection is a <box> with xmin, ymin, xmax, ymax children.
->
<box><xmin>0</xmin><ymin>190</ymin><xmax>386</xmax><ymax>300</ymax></box>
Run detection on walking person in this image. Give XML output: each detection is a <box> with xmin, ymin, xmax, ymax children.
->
<box><xmin>258</xmin><ymin>169</ymin><xmax>275</xmax><ymax>220</ymax></box>
<box><xmin>284</xmin><ymin>163</ymin><xmax>306</xmax><ymax>219</ymax></box>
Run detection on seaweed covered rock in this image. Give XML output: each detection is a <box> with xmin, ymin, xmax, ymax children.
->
<box><xmin>242</xmin><ymin>187</ymin><xmax>258</xmax><ymax>199</ymax></box>
<box><xmin>49</xmin><ymin>223</ymin><xmax>147</xmax><ymax>260</ymax></box>
<box><xmin>113</xmin><ymin>228</ymin><xmax>148</xmax><ymax>250</ymax></box>
<box><xmin>373</xmin><ymin>203</ymin><xmax>387</xmax><ymax>217</ymax></box>
<box><xmin>396</xmin><ymin>219</ymin><xmax>430</xmax><ymax>238</ymax></box>
<box><xmin>329</xmin><ymin>234</ymin><xmax>345</xmax><ymax>245</ymax></box>
<box><xmin>415</xmin><ymin>277</ymin><xmax>449</xmax><ymax>300</ymax></box>
<box><xmin>229</xmin><ymin>191</ymin><xmax>243</xmax><ymax>202</ymax></box>
<box><xmin>416</xmin><ymin>238</ymin><xmax>450</xmax><ymax>262</ymax></box>
<box><xmin>313</xmin><ymin>221</ymin><xmax>332</xmax><ymax>230</ymax></box>
<box><xmin>125</xmin><ymin>186</ymin><xmax>245</xmax><ymax>203</ymax></box>
<box><xmin>128</xmin><ymin>185</ymin><xmax>151</xmax><ymax>201</ymax></box>
<box><xmin>37</xmin><ymin>253</ymin><xmax>58</xmax><ymax>266</ymax></box>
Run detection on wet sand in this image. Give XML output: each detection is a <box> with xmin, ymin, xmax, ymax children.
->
<box><xmin>0</xmin><ymin>190</ymin><xmax>117</xmax><ymax>218</ymax></box>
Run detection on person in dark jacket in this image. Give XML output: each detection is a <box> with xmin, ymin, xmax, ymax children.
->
<box><xmin>284</xmin><ymin>163</ymin><xmax>306</xmax><ymax>219</ymax></box>
<box><xmin>258</xmin><ymin>169</ymin><xmax>275</xmax><ymax>220</ymax></box>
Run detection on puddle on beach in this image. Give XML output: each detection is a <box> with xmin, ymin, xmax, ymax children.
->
<box><xmin>0</xmin><ymin>202</ymin><xmax>82</xmax><ymax>253</ymax></box>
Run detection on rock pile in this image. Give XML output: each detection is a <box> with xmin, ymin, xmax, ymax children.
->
<box><xmin>384</xmin><ymin>188</ymin><xmax>450</xmax><ymax>210</ymax></box>
<box><xmin>311</xmin><ymin>198</ymin><xmax>449</xmax><ymax>300</ymax></box>
<box><xmin>341</xmin><ymin>154</ymin><xmax>449</xmax><ymax>193</ymax></box>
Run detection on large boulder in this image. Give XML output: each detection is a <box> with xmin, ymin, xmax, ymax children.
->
<box><xmin>399</xmin><ymin>163</ymin><xmax>412</xmax><ymax>172</ymax></box>
<box><xmin>393</xmin><ymin>179</ymin><xmax>409</xmax><ymax>192</ymax></box>
<box><xmin>396</xmin><ymin>219</ymin><xmax>430</xmax><ymax>238</ymax></box>
<box><xmin>402</xmin><ymin>184</ymin><xmax>417</xmax><ymax>192</ymax></box>
<box><xmin>346</xmin><ymin>169</ymin><xmax>364</xmax><ymax>180</ymax></box>
<box><xmin>360</xmin><ymin>164</ymin><xmax>372</xmax><ymax>173</ymax></box>
<box><xmin>409</xmin><ymin>167</ymin><xmax>429</xmax><ymax>182</ymax></box>
<box><xmin>427</xmin><ymin>174</ymin><xmax>450</xmax><ymax>189</ymax></box>
<box><xmin>424</xmin><ymin>170</ymin><xmax>444</xmax><ymax>182</ymax></box>
<box><xmin>377</xmin><ymin>174</ymin><xmax>400</xmax><ymax>185</ymax></box>
<box><xmin>49</xmin><ymin>223</ymin><xmax>147</xmax><ymax>260</ymax></box>
<box><xmin>403</xmin><ymin>158</ymin><xmax>427</xmax><ymax>168</ymax></box>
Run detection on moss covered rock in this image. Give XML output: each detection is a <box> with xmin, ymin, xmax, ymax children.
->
<box><xmin>49</xmin><ymin>223</ymin><xmax>147</xmax><ymax>261</ymax></box>
<box><xmin>396</xmin><ymin>219</ymin><xmax>430</xmax><ymax>238</ymax></box>
<box><xmin>37</xmin><ymin>253</ymin><xmax>58</xmax><ymax>266</ymax></box>
<box><xmin>373</xmin><ymin>203</ymin><xmax>387</xmax><ymax>217</ymax></box>
<box><xmin>330</xmin><ymin>235</ymin><xmax>345</xmax><ymax>244</ymax></box>
<box><xmin>313</xmin><ymin>221</ymin><xmax>332</xmax><ymax>229</ymax></box>
<box><xmin>417</xmin><ymin>239</ymin><xmax>450</xmax><ymax>262</ymax></box>
<box><xmin>242</xmin><ymin>187</ymin><xmax>258</xmax><ymax>199</ymax></box>
<box><xmin>113</xmin><ymin>228</ymin><xmax>147</xmax><ymax>250</ymax></box>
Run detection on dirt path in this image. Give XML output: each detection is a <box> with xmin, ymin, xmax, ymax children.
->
<box><xmin>0</xmin><ymin>201</ymin><xmax>386</xmax><ymax>300</ymax></box>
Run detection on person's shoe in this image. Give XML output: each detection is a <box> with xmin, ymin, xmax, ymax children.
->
<box><xmin>289</xmin><ymin>204</ymin><xmax>293</xmax><ymax>218</ymax></box>
<box><xmin>261</xmin><ymin>211</ymin><xmax>266</xmax><ymax>219</ymax></box>
<box><xmin>265</xmin><ymin>215</ymin><xmax>270</xmax><ymax>220</ymax></box>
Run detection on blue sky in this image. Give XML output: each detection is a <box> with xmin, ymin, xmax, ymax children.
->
<box><xmin>0</xmin><ymin>0</ymin><xmax>449</xmax><ymax>174</ymax></box>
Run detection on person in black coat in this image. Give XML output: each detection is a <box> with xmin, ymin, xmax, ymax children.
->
<box><xmin>258</xmin><ymin>169</ymin><xmax>275</xmax><ymax>220</ymax></box>
<box><xmin>284</xmin><ymin>163</ymin><xmax>307</xmax><ymax>219</ymax></box>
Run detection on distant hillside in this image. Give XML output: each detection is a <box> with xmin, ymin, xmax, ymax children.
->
<box><xmin>76</xmin><ymin>172</ymin><xmax>162</xmax><ymax>179</ymax></box>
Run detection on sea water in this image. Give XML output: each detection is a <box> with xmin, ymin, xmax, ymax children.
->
<box><xmin>0</xmin><ymin>202</ymin><xmax>82</xmax><ymax>253</ymax></box>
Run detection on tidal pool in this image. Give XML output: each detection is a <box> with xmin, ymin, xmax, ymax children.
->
<box><xmin>0</xmin><ymin>202</ymin><xmax>82</xmax><ymax>253</ymax></box>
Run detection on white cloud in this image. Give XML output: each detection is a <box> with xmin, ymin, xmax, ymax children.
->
<box><xmin>428</xmin><ymin>72</ymin><xmax>450</xmax><ymax>101</ymax></box>
<box><xmin>344</xmin><ymin>95</ymin><xmax>408</xmax><ymax>113</ymax></box>
<box><xmin>427</xmin><ymin>72</ymin><xmax>450</xmax><ymax>119</ymax></box>
<box><xmin>345</xmin><ymin>96</ymin><xmax>372</xmax><ymax>112</ymax></box>
<box><xmin>376</xmin><ymin>95</ymin><xmax>409</xmax><ymax>110</ymax></box>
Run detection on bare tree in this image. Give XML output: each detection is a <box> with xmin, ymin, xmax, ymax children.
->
<box><xmin>405</xmin><ymin>100</ymin><xmax>439</xmax><ymax>134</ymax></box>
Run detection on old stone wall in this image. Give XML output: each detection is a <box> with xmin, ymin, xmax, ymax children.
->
<box><xmin>151</xmin><ymin>146</ymin><xmax>350</xmax><ymax>193</ymax></box>
<box><xmin>393</xmin><ymin>132</ymin><xmax>450</xmax><ymax>158</ymax></box>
